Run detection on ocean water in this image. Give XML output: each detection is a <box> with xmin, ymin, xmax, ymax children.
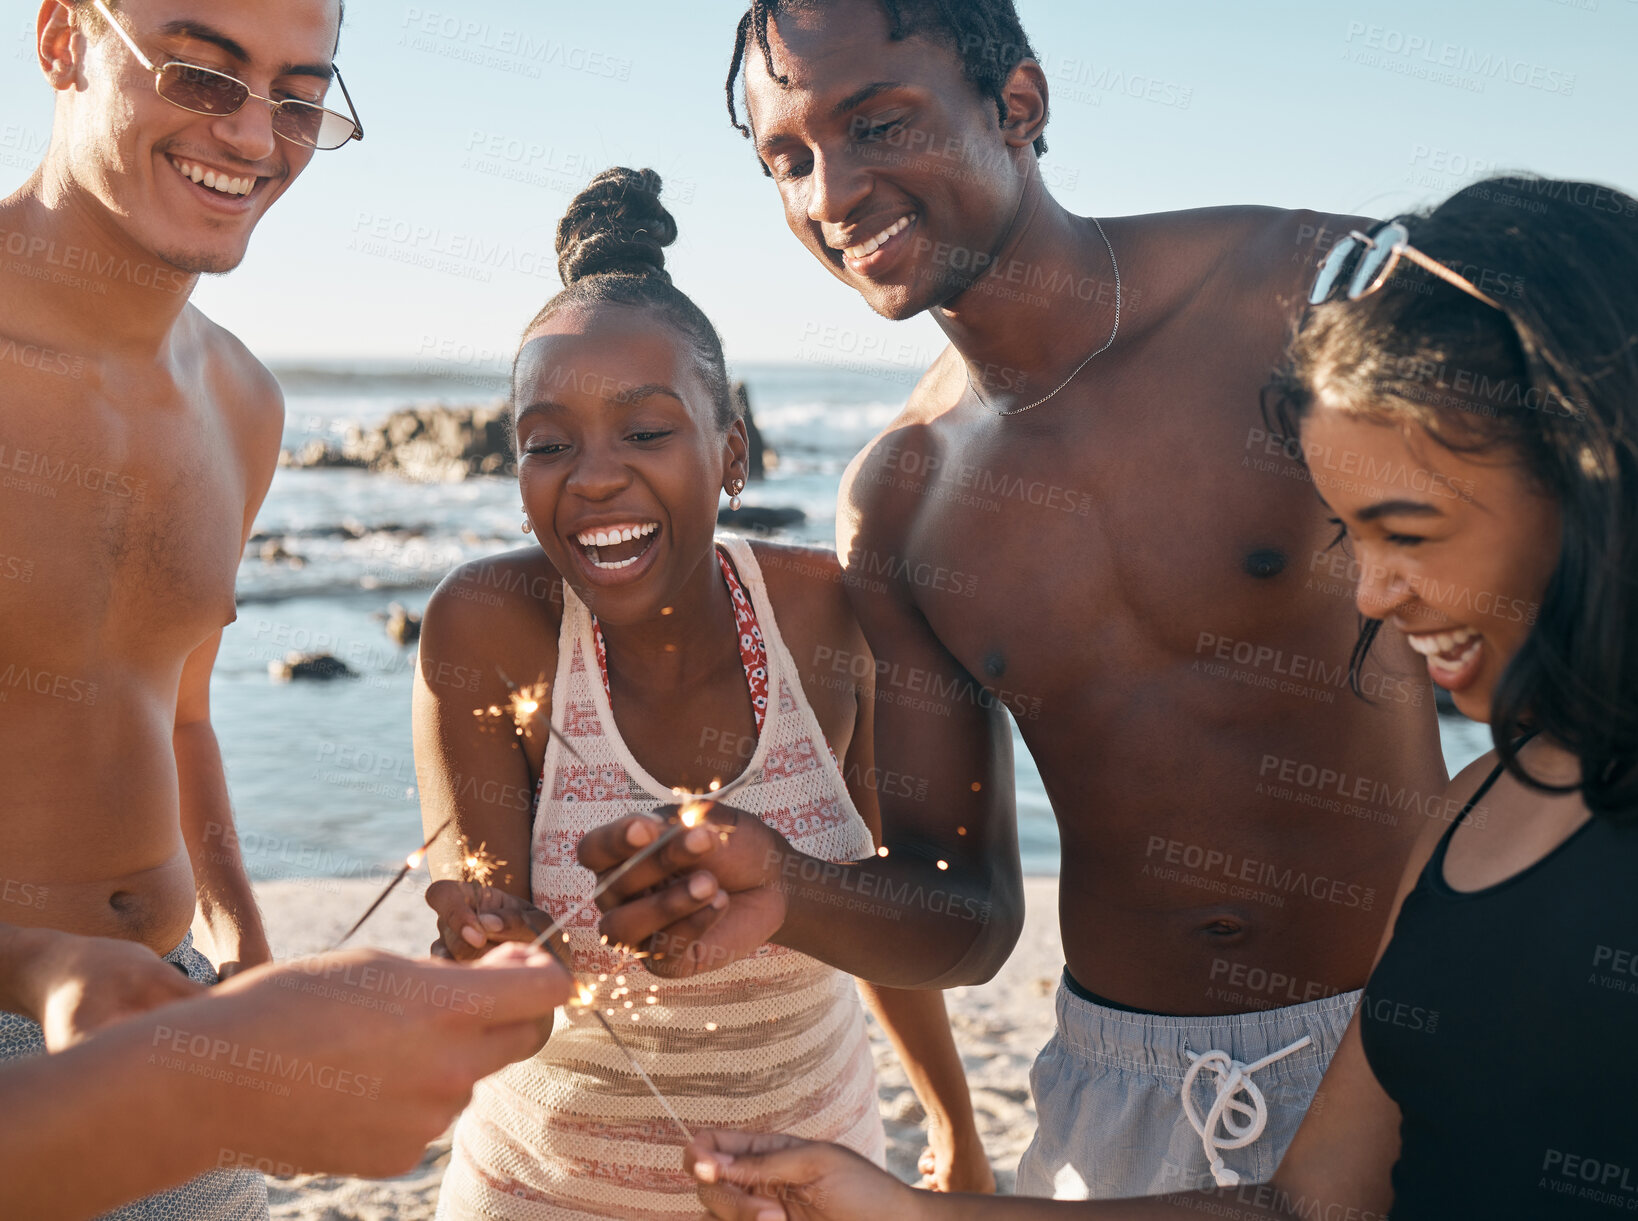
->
<box><xmin>216</xmin><ymin>362</ymin><xmax>1493</xmax><ymax>881</ymax></box>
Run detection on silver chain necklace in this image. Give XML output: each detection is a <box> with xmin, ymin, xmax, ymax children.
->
<box><xmin>969</xmin><ymin>215</ymin><xmax>1121</xmax><ymax>416</ymax></box>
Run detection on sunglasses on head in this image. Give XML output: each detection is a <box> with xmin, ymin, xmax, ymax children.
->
<box><xmin>90</xmin><ymin>0</ymin><xmax>363</xmax><ymax>151</ymax></box>
<box><xmin>1308</xmin><ymin>220</ymin><xmax>1502</xmax><ymax>312</ymax></box>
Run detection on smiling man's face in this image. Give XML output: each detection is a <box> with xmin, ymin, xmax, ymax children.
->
<box><xmin>60</xmin><ymin>0</ymin><xmax>343</xmax><ymax>274</ymax></box>
<box><xmin>742</xmin><ymin>0</ymin><xmax>1037</xmax><ymax>321</ymax></box>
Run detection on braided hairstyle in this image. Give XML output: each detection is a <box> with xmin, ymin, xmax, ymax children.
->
<box><xmin>726</xmin><ymin>0</ymin><xmax>1047</xmax><ymax>173</ymax></box>
<box><xmin>521</xmin><ymin>167</ymin><xmax>735</xmax><ymax>428</ymax></box>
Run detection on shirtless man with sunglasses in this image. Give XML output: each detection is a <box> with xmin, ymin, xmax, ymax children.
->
<box><xmin>0</xmin><ymin>2</ymin><xmax>361</xmax><ymax>1215</ymax></box>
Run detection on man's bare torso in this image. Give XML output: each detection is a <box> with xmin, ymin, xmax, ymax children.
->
<box><xmin>0</xmin><ymin>290</ymin><xmax>277</xmax><ymax>955</ymax></box>
<box><xmin>854</xmin><ymin>206</ymin><xmax>1445</xmax><ymax>1014</ymax></box>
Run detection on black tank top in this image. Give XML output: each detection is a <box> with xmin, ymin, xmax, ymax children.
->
<box><xmin>1360</xmin><ymin>756</ymin><xmax>1638</xmax><ymax>1218</ymax></box>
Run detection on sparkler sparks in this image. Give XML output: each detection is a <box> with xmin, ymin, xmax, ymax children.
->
<box><xmin>564</xmin><ymin>963</ymin><xmax>692</xmax><ymax>1141</ymax></box>
<box><xmin>456</xmin><ymin>836</ymin><xmax>507</xmax><ymax>887</ymax></box>
<box><xmin>331</xmin><ymin>818</ymin><xmax>452</xmax><ymax>949</ymax></box>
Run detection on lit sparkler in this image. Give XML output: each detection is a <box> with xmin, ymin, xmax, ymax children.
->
<box><xmin>565</xmin><ymin>980</ymin><xmax>693</xmax><ymax>1142</ymax></box>
<box><xmin>331</xmin><ymin>818</ymin><xmax>452</xmax><ymax>949</ymax></box>
<box><xmin>526</xmin><ymin>799</ymin><xmax>716</xmax><ymax>953</ymax></box>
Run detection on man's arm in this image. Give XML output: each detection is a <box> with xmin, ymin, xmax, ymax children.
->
<box><xmin>0</xmin><ymin>943</ymin><xmax>570</xmax><ymax>1220</ymax></box>
<box><xmin>176</xmin><ymin>631</ymin><xmax>270</xmax><ymax>976</ymax></box>
<box><xmin>177</xmin><ymin>336</ymin><xmax>286</xmax><ymax>976</ymax></box>
<box><xmin>584</xmin><ymin>418</ymin><xmax>1025</xmax><ymax>987</ymax></box>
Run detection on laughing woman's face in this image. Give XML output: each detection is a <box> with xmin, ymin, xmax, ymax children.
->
<box><xmin>1302</xmin><ymin>405</ymin><xmax>1562</xmax><ymax>724</ymax></box>
<box><xmin>512</xmin><ymin>304</ymin><xmax>739</xmax><ymax>626</ymax></box>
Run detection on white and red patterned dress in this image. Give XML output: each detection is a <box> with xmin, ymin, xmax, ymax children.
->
<box><xmin>437</xmin><ymin>537</ymin><xmax>885</xmax><ymax>1220</ymax></box>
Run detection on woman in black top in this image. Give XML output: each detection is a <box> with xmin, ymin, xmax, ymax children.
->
<box><xmin>680</xmin><ymin>174</ymin><xmax>1638</xmax><ymax>1220</ymax></box>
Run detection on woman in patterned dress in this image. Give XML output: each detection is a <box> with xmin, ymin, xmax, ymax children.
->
<box><xmin>412</xmin><ymin>168</ymin><xmax>992</xmax><ymax>1220</ymax></box>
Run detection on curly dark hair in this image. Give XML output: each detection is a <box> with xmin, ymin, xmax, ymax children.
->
<box><xmin>726</xmin><ymin>0</ymin><xmax>1047</xmax><ymax>173</ymax></box>
<box><xmin>517</xmin><ymin>167</ymin><xmax>734</xmax><ymax>429</ymax></box>
<box><xmin>1264</xmin><ymin>174</ymin><xmax>1638</xmax><ymax>819</ymax></box>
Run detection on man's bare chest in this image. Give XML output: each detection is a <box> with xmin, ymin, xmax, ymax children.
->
<box><xmin>0</xmin><ymin>383</ymin><xmax>246</xmax><ymax>654</ymax></box>
<box><xmin>895</xmin><ymin>403</ymin><xmax>1343</xmax><ymax>703</ymax></box>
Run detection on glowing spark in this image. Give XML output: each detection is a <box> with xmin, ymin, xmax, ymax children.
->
<box><xmin>936</xmin><ymin>860</ymin><xmax>949</xmax><ymax>871</ymax></box>
<box><xmin>876</xmin><ymin>846</ymin><xmax>890</xmax><ymax>858</ymax></box>
<box><xmin>708</xmin><ymin>778</ymin><xmax>721</xmax><ymax>792</ymax></box>
<box><xmin>456</xmin><ymin>836</ymin><xmax>507</xmax><ymax>887</ymax></box>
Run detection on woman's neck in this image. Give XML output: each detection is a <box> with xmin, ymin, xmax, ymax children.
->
<box><xmin>596</xmin><ymin>545</ymin><xmax>742</xmax><ymax>694</ymax></box>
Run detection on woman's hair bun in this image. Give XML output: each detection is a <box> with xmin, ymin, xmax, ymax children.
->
<box><xmin>556</xmin><ymin>167</ymin><xmax>677</xmax><ymax>287</ymax></box>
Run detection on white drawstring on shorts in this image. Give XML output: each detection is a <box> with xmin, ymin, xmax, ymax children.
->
<box><xmin>1180</xmin><ymin>1034</ymin><xmax>1312</xmax><ymax>1188</ymax></box>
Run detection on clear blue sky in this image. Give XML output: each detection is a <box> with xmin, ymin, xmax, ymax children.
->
<box><xmin>3</xmin><ymin>0</ymin><xmax>1632</xmax><ymax>365</ymax></box>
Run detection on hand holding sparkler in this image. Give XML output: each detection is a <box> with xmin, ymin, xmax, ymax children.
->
<box><xmin>427</xmin><ymin>879</ymin><xmax>552</xmax><ymax>962</ymax></box>
<box><xmin>574</xmin><ymin>801</ymin><xmax>795</xmax><ymax>979</ymax></box>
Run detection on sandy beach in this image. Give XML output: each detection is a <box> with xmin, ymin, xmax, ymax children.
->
<box><xmin>256</xmin><ymin>874</ymin><xmax>1063</xmax><ymax>1218</ymax></box>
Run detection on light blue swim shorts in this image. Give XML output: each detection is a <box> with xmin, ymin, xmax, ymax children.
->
<box><xmin>1015</xmin><ymin>971</ymin><xmax>1361</xmax><ymax>1200</ymax></box>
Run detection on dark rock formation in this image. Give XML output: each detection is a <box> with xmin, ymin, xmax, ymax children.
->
<box><xmin>268</xmin><ymin>652</ymin><xmax>359</xmax><ymax>682</ymax></box>
<box><xmin>280</xmin><ymin>403</ymin><xmax>515</xmax><ymax>483</ymax></box>
<box><xmin>720</xmin><ymin>505</ymin><xmax>806</xmax><ymax>533</ymax></box>
<box><xmin>732</xmin><ymin>381</ymin><xmax>777</xmax><ymax>480</ymax></box>
<box><xmin>383</xmin><ymin>603</ymin><xmax>422</xmax><ymax>646</ymax></box>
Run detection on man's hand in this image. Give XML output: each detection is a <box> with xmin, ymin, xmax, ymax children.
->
<box><xmin>19</xmin><ymin>931</ymin><xmax>204</xmax><ymax>1051</ymax></box>
<box><xmin>426</xmin><ymin>880</ymin><xmax>550</xmax><ymax>962</ymax></box>
<box><xmin>576</xmin><ymin>805</ymin><xmax>784</xmax><ymax>979</ymax></box>
<box><xmin>688</xmin><ymin>1130</ymin><xmax>921</xmax><ymax>1221</ymax></box>
<box><xmin>200</xmin><ymin>943</ymin><xmax>571</xmax><ymax>1178</ymax></box>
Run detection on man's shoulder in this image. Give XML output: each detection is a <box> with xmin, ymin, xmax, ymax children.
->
<box><xmin>183</xmin><ymin>305</ymin><xmax>285</xmax><ymax>438</ymax></box>
<box><xmin>746</xmin><ymin>539</ymin><xmax>861</xmax><ymax>654</ymax></box>
<box><xmin>1132</xmin><ymin>204</ymin><xmax>1367</xmax><ymax>294</ymax></box>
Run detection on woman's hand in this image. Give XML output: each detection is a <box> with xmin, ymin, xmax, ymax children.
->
<box><xmin>688</xmin><ymin>1130</ymin><xmax>923</xmax><ymax>1221</ymax></box>
<box><xmin>577</xmin><ymin>804</ymin><xmax>784</xmax><ymax>979</ymax></box>
<box><xmin>426</xmin><ymin>880</ymin><xmax>550</xmax><ymax>962</ymax></box>
<box><xmin>917</xmin><ymin>1120</ymin><xmax>995</xmax><ymax>1194</ymax></box>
